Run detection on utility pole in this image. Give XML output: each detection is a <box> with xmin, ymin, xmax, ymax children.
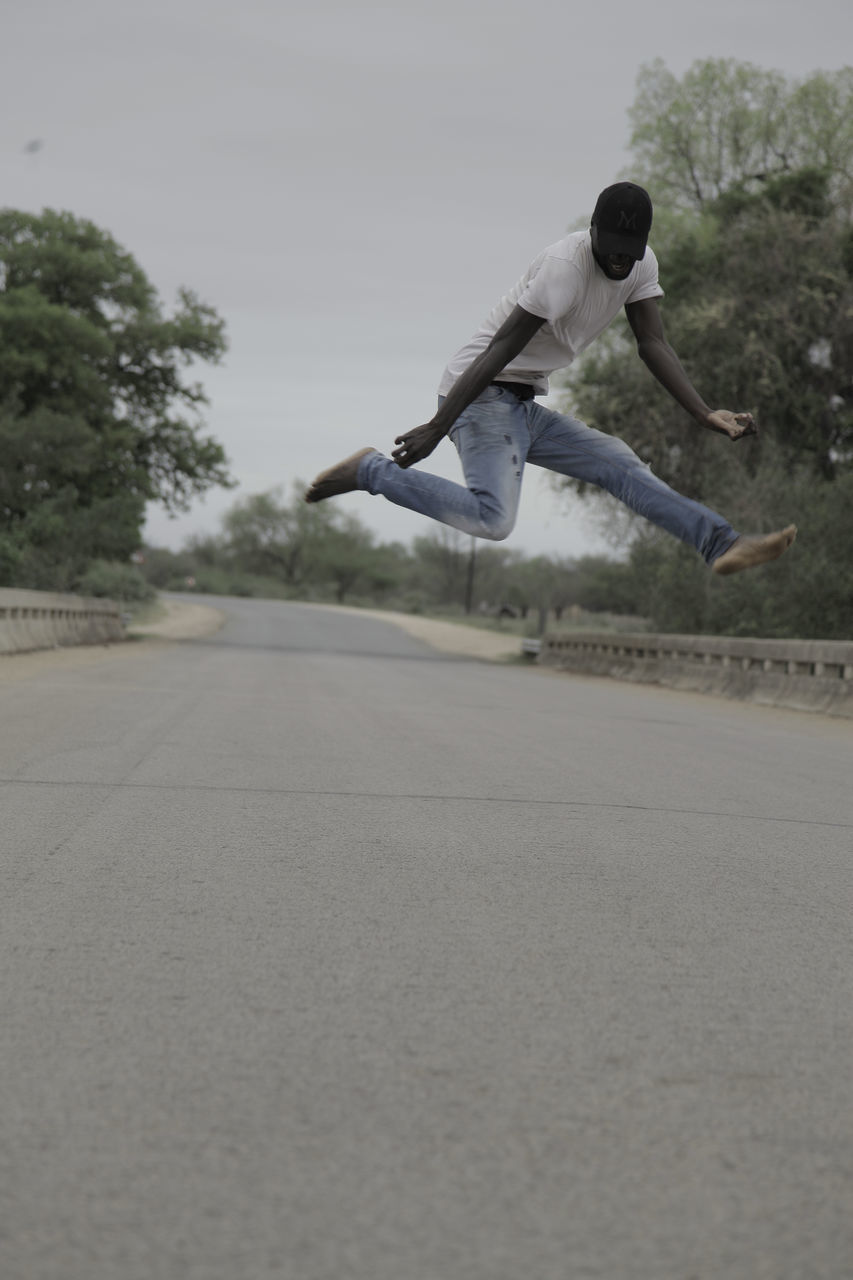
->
<box><xmin>464</xmin><ymin>535</ymin><xmax>476</xmax><ymax>615</ymax></box>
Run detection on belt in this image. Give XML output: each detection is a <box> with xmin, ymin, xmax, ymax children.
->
<box><xmin>491</xmin><ymin>380</ymin><xmax>536</xmax><ymax>401</ymax></box>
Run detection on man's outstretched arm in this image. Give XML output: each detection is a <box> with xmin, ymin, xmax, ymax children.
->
<box><xmin>392</xmin><ymin>305</ymin><xmax>545</xmax><ymax>467</ymax></box>
<box><xmin>625</xmin><ymin>297</ymin><xmax>757</xmax><ymax>441</ymax></box>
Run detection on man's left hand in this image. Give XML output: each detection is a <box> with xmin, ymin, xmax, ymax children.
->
<box><xmin>707</xmin><ymin>410</ymin><xmax>758</xmax><ymax>441</ymax></box>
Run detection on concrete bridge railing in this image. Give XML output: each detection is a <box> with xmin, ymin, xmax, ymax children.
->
<box><xmin>539</xmin><ymin>630</ymin><xmax>853</xmax><ymax>719</ymax></box>
<box><xmin>0</xmin><ymin>589</ymin><xmax>125</xmax><ymax>655</ymax></box>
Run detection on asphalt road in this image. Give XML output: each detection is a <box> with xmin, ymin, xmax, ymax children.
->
<box><xmin>1</xmin><ymin>597</ymin><xmax>851</xmax><ymax>1280</ymax></box>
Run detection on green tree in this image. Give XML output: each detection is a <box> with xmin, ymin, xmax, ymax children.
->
<box><xmin>220</xmin><ymin>484</ymin><xmax>407</xmax><ymax>603</ymax></box>
<box><xmin>566</xmin><ymin>180</ymin><xmax>853</xmax><ymax>493</ymax></box>
<box><xmin>572</xmin><ymin>556</ymin><xmax>641</xmax><ymax>617</ymax></box>
<box><xmin>622</xmin><ymin>63</ymin><xmax>853</xmax><ymax>487</ymax></box>
<box><xmin>223</xmin><ymin>485</ymin><xmax>338</xmax><ymax>585</ymax></box>
<box><xmin>352</xmin><ymin>539</ymin><xmax>411</xmax><ymax>603</ymax></box>
<box><xmin>502</xmin><ymin>555</ymin><xmax>568</xmax><ymax>624</ymax></box>
<box><xmin>312</xmin><ymin>513</ymin><xmax>383</xmax><ymax>604</ymax></box>
<box><xmin>628</xmin><ymin>60</ymin><xmax>853</xmax><ymax>212</ymax></box>
<box><xmin>465</xmin><ymin>544</ymin><xmax>524</xmax><ymax>613</ymax></box>
<box><xmin>0</xmin><ymin>209</ymin><xmax>231</xmax><ymax>587</ymax></box>
<box><xmin>554</xmin><ymin>59</ymin><xmax>853</xmax><ymax>637</ymax></box>
<box><xmin>409</xmin><ymin>528</ymin><xmax>471</xmax><ymax>609</ymax></box>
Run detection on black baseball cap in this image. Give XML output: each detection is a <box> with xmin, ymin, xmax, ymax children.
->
<box><xmin>591</xmin><ymin>182</ymin><xmax>653</xmax><ymax>260</ymax></box>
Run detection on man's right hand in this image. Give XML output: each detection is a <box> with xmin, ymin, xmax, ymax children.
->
<box><xmin>392</xmin><ymin>421</ymin><xmax>448</xmax><ymax>468</ymax></box>
<box><xmin>706</xmin><ymin>409</ymin><xmax>758</xmax><ymax>441</ymax></box>
<box><xmin>392</xmin><ymin>305</ymin><xmax>545</xmax><ymax>469</ymax></box>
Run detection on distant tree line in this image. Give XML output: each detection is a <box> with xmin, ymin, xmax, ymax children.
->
<box><xmin>135</xmin><ymin>482</ymin><xmax>642</xmax><ymax>631</ymax></box>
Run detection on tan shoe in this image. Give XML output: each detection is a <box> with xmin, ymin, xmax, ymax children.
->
<box><xmin>711</xmin><ymin>524</ymin><xmax>797</xmax><ymax>576</ymax></box>
<box><xmin>305</xmin><ymin>448</ymin><xmax>377</xmax><ymax>504</ymax></box>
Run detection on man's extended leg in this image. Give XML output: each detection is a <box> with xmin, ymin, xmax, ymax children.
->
<box><xmin>525</xmin><ymin>402</ymin><xmax>795</xmax><ymax>569</ymax></box>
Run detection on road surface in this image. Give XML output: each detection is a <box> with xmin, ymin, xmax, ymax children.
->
<box><xmin>1</xmin><ymin>597</ymin><xmax>851</xmax><ymax>1279</ymax></box>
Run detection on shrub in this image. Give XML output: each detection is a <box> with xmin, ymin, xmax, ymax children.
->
<box><xmin>76</xmin><ymin>560</ymin><xmax>156</xmax><ymax>603</ymax></box>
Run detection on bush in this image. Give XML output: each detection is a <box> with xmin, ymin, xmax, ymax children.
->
<box><xmin>76</xmin><ymin>560</ymin><xmax>156</xmax><ymax>603</ymax></box>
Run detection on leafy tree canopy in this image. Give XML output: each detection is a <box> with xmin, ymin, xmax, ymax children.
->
<box><xmin>568</xmin><ymin>169</ymin><xmax>853</xmax><ymax>493</ymax></box>
<box><xmin>629</xmin><ymin>59</ymin><xmax>853</xmax><ymax>212</ymax></box>
<box><xmin>0</xmin><ymin>209</ymin><xmax>232</xmax><ymax>587</ymax></box>
<box><xmin>596</xmin><ymin>58</ymin><xmax>853</xmax><ymax>490</ymax></box>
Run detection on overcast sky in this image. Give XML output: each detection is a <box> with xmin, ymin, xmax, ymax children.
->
<box><xmin>3</xmin><ymin>0</ymin><xmax>852</xmax><ymax>559</ymax></box>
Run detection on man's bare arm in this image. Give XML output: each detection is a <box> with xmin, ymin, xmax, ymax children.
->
<box><xmin>392</xmin><ymin>305</ymin><xmax>545</xmax><ymax>467</ymax></box>
<box><xmin>625</xmin><ymin>297</ymin><xmax>757</xmax><ymax>441</ymax></box>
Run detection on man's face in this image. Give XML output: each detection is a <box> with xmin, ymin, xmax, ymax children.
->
<box><xmin>590</xmin><ymin>225</ymin><xmax>637</xmax><ymax>280</ymax></box>
<box><xmin>600</xmin><ymin>252</ymin><xmax>634</xmax><ymax>280</ymax></box>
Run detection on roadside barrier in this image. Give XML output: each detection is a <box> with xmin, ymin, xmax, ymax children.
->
<box><xmin>539</xmin><ymin>630</ymin><xmax>853</xmax><ymax>719</ymax></box>
<box><xmin>0</xmin><ymin>589</ymin><xmax>125</xmax><ymax>655</ymax></box>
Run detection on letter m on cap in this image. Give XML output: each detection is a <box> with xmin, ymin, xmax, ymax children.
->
<box><xmin>617</xmin><ymin>211</ymin><xmax>638</xmax><ymax>230</ymax></box>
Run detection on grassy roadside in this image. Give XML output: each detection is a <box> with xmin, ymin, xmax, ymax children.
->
<box><xmin>383</xmin><ymin>606</ymin><xmax>649</xmax><ymax>638</ymax></box>
<box><xmin>123</xmin><ymin>597</ymin><xmax>170</xmax><ymax>628</ymax></box>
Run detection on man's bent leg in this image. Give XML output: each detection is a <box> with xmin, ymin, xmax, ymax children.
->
<box><xmin>359</xmin><ymin>388</ymin><xmax>528</xmax><ymax>540</ymax></box>
<box><xmin>527</xmin><ymin>405</ymin><xmax>738</xmax><ymax>564</ymax></box>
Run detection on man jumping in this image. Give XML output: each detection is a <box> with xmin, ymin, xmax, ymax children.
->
<box><xmin>306</xmin><ymin>182</ymin><xmax>795</xmax><ymax>577</ymax></box>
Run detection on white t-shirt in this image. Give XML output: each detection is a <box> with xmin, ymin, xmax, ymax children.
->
<box><xmin>438</xmin><ymin>230</ymin><xmax>664</xmax><ymax>396</ymax></box>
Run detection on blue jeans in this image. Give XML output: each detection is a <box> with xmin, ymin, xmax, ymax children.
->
<box><xmin>358</xmin><ymin>385</ymin><xmax>738</xmax><ymax>563</ymax></box>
